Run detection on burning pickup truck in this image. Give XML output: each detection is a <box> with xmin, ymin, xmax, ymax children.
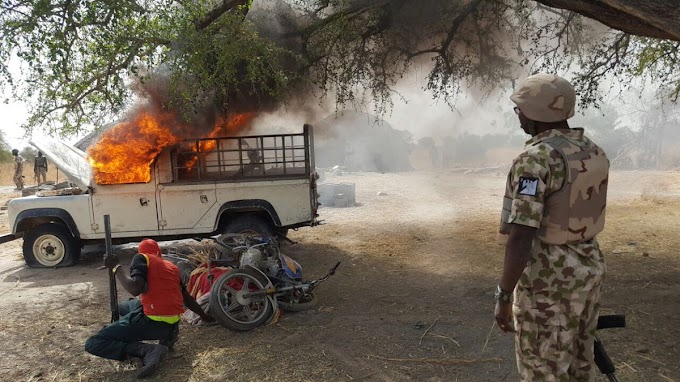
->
<box><xmin>4</xmin><ymin>124</ymin><xmax>320</xmax><ymax>268</ymax></box>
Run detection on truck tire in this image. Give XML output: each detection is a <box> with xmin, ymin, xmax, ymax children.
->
<box><xmin>223</xmin><ymin>214</ymin><xmax>273</xmax><ymax>238</ymax></box>
<box><xmin>22</xmin><ymin>223</ymin><xmax>80</xmax><ymax>268</ymax></box>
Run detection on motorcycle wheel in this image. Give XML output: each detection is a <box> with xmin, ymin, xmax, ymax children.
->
<box><xmin>277</xmin><ymin>291</ymin><xmax>319</xmax><ymax>312</ymax></box>
<box><xmin>209</xmin><ymin>268</ymin><xmax>274</xmax><ymax>331</ymax></box>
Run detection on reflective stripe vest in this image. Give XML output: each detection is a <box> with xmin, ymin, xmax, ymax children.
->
<box><xmin>139</xmin><ymin>254</ymin><xmax>184</xmax><ymax>317</ymax></box>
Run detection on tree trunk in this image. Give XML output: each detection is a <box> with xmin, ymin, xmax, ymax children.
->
<box><xmin>534</xmin><ymin>0</ymin><xmax>680</xmax><ymax>41</ymax></box>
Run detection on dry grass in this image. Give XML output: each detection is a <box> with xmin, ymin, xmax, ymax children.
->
<box><xmin>0</xmin><ymin>161</ymin><xmax>67</xmax><ymax>187</ymax></box>
<box><xmin>661</xmin><ymin>147</ymin><xmax>680</xmax><ymax>170</ymax></box>
<box><xmin>638</xmin><ymin>177</ymin><xmax>673</xmax><ymax>204</ymax></box>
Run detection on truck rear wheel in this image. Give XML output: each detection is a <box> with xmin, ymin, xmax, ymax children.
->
<box><xmin>223</xmin><ymin>214</ymin><xmax>273</xmax><ymax>238</ymax></box>
<box><xmin>22</xmin><ymin>224</ymin><xmax>80</xmax><ymax>268</ymax></box>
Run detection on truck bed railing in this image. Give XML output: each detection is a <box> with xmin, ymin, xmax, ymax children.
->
<box><xmin>170</xmin><ymin>125</ymin><xmax>313</xmax><ymax>182</ymax></box>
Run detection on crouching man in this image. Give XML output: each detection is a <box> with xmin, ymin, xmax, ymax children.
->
<box><xmin>85</xmin><ymin>239</ymin><xmax>213</xmax><ymax>379</ymax></box>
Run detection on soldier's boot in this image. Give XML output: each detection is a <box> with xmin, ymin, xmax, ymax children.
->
<box><xmin>159</xmin><ymin>324</ymin><xmax>179</xmax><ymax>351</ymax></box>
<box><xmin>124</xmin><ymin>342</ymin><xmax>168</xmax><ymax>379</ymax></box>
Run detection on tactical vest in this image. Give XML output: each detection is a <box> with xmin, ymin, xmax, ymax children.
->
<box><xmin>139</xmin><ymin>254</ymin><xmax>185</xmax><ymax>317</ymax></box>
<box><xmin>537</xmin><ymin>135</ymin><xmax>609</xmax><ymax>245</ymax></box>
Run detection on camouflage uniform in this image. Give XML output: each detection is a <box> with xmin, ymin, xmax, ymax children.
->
<box><xmin>13</xmin><ymin>154</ymin><xmax>24</xmax><ymax>190</ymax></box>
<box><xmin>498</xmin><ymin>128</ymin><xmax>609</xmax><ymax>381</ymax></box>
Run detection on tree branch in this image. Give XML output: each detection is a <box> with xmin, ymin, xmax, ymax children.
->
<box><xmin>195</xmin><ymin>0</ymin><xmax>251</xmax><ymax>30</ymax></box>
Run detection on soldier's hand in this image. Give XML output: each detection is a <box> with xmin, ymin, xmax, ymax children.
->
<box><xmin>104</xmin><ymin>254</ymin><xmax>120</xmax><ymax>270</ymax></box>
<box><xmin>494</xmin><ymin>300</ymin><xmax>514</xmax><ymax>333</ymax></box>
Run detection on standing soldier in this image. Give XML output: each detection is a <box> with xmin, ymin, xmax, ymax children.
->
<box><xmin>12</xmin><ymin>149</ymin><xmax>24</xmax><ymax>190</ymax></box>
<box><xmin>494</xmin><ymin>74</ymin><xmax>609</xmax><ymax>380</ymax></box>
<box><xmin>34</xmin><ymin>151</ymin><xmax>48</xmax><ymax>185</ymax></box>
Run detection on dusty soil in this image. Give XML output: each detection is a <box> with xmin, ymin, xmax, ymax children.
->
<box><xmin>0</xmin><ymin>170</ymin><xmax>679</xmax><ymax>382</ymax></box>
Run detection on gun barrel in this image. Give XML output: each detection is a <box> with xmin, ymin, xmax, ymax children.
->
<box><xmin>594</xmin><ymin>339</ymin><xmax>616</xmax><ymax>375</ymax></box>
<box><xmin>104</xmin><ymin>215</ymin><xmax>119</xmax><ymax>322</ymax></box>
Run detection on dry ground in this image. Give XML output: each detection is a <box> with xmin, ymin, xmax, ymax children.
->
<box><xmin>0</xmin><ymin>162</ymin><xmax>67</xmax><ymax>187</ymax></box>
<box><xmin>0</xmin><ymin>170</ymin><xmax>679</xmax><ymax>382</ymax></box>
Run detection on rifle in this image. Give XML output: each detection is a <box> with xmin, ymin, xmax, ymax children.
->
<box><xmin>103</xmin><ymin>215</ymin><xmax>120</xmax><ymax>322</ymax></box>
<box><xmin>595</xmin><ymin>314</ymin><xmax>626</xmax><ymax>382</ymax></box>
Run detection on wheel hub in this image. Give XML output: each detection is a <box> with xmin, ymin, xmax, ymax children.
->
<box><xmin>234</xmin><ymin>289</ymin><xmax>251</xmax><ymax>306</ymax></box>
<box><xmin>43</xmin><ymin>243</ymin><xmax>56</xmax><ymax>255</ymax></box>
<box><xmin>33</xmin><ymin>234</ymin><xmax>65</xmax><ymax>266</ymax></box>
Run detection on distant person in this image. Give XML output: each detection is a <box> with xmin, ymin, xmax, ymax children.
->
<box><xmin>373</xmin><ymin>153</ymin><xmax>385</xmax><ymax>173</ymax></box>
<box><xmin>12</xmin><ymin>149</ymin><xmax>24</xmax><ymax>190</ymax></box>
<box><xmin>85</xmin><ymin>239</ymin><xmax>213</xmax><ymax>379</ymax></box>
<box><xmin>34</xmin><ymin>151</ymin><xmax>48</xmax><ymax>185</ymax></box>
<box><xmin>494</xmin><ymin>74</ymin><xmax>609</xmax><ymax>380</ymax></box>
<box><xmin>242</xmin><ymin>141</ymin><xmax>263</xmax><ymax>175</ymax></box>
<box><xmin>429</xmin><ymin>145</ymin><xmax>440</xmax><ymax>169</ymax></box>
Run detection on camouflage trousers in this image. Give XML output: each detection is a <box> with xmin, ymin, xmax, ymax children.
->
<box><xmin>512</xmin><ymin>280</ymin><xmax>604</xmax><ymax>381</ymax></box>
<box><xmin>13</xmin><ymin>172</ymin><xmax>23</xmax><ymax>190</ymax></box>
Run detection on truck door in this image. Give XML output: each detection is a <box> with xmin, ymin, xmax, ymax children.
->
<box><xmin>157</xmin><ymin>183</ymin><xmax>217</xmax><ymax>231</ymax></box>
<box><xmin>91</xmin><ymin>182</ymin><xmax>160</xmax><ymax>233</ymax></box>
<box><xmin>156</xmin><ymin>143</ymin><xmax>217</xmax><ymax>231</ymax></box>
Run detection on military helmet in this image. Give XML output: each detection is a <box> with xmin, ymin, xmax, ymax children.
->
<box><xmin>510</xmin><ymin>74</ymin><xmax>576</xmax><ymax>123</ymax></box>
<box><xmin>11</xmin><ymin>149</ymin><xmax>18</xmax><ymax>155</ymax></box>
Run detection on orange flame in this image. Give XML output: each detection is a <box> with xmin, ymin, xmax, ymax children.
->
<box><xmin>183</xmin><ymin>112</ymin><xmax>257</xmax><ymax>168</ymax></box>
<box><xmin>88</xmin><ymin>111</ymin><xmax>257</xmax><ymax>185</ymax></box>
<box><xmin>88</xmin><ymin>112</ymin><xmax>182</xmax><ymax>184</ymax></box>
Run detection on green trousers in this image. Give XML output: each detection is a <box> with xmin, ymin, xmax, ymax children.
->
<box><xmin>84</xmin><ymin>299</ymin><xmax>178</xmax><ymax>361</ymax></box>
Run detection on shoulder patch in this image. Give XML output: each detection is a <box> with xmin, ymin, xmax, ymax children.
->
<box><xmin>518</xmin><ymin>176</ymin><xmax>539</xmax><ymax>196</ymax></box>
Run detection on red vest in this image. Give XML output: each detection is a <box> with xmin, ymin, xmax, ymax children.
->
<box><xmin>139</xmin><ymin>254</ymin><xmax>184</xmax><ymax>317</ymax></box>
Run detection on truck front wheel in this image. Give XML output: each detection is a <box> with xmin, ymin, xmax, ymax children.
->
<box><xmin>22</xmin><ymin>224</ymin><xmax>80</xmax><ymax>268</ymax></box>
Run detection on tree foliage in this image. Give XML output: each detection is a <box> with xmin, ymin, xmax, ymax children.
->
<box><xmin>0</xmin><ymin>130</ymin><xmax>12</xmax><ymax>162</ymax></box>
<box><xmin>0</xmin><ymin>0</ymin><xmax>678</xmax><ymax>137</ymax></box>
<box><xmin>19</xmin><ymin>145</ymin><xmax>37</xmax><ymax>161</ymax></box>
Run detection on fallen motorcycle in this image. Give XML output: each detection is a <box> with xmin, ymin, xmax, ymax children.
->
<box><xmin>172</xmin><ymin>234</ymin><xmax>340</xmax><ymax>331</ymax></box>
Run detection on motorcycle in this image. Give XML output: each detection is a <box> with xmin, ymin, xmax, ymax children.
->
<box><xmin>171</xmin><ymin>234</ymin><xmax>340</xmax><ymax>331</ymax></box>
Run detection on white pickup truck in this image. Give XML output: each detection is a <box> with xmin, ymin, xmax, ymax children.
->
<box><xmin>3</xmin><ymin>125</ymin><xmax>320</xmax><ymax>267</ymax></box>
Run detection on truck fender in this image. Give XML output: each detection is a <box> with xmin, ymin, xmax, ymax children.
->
<box><xmin>13</xmin><ymin>208</ymin><xmax>80</xmax><ymax>238</ymax></box>
<box><xmin>216</xmin><ymin>200</ymin><xmax>282</xmax><ymax>228</ymax></box>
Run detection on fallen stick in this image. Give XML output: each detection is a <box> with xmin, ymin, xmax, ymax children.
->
<box><xmin>634</xmin><ymin>353</ymin><xmax>666</xmax><ymax>366</ymax></box>
<box><xmin>366</xmin><ymin>354</ymin><xmax>501</xmax><ymax>366</ymax></box>
<box><xmin>479</xmin><ymin>321</ymin><xmax>496</xmax><ymax>358</ymax></box>
<box><xmin>419</xmin><ymin>316</ymin><xmax>440</xmax><ymax>345</ymax></box>
<box><xmin>618</xmin><ymin>361</ymin><xmax>637</xmax><ymax>372</ymax></box>
<box><xmin>430</xmin><ymin>333</ymin><xmax>461</xmax><ymax>347</ymax></box>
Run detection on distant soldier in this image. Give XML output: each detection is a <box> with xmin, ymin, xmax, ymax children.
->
<box><xmin>12</xmin><ymin>149</ymin><xmax>24</xmax><ymax>190</ymax></box>
<box><xmin>429</xmin><ymin>144</ymin><xmax>440</xmax><ymax>169</ymax></box>
<box><xmin>494</xmin><ymin>74</ymin><xmax>609</xmax><ymax>380</ymax></box>
<box><xmin>34</xmin><ymin>151</ymin><xmax>48</xmax><ymax>185</ymax></box>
